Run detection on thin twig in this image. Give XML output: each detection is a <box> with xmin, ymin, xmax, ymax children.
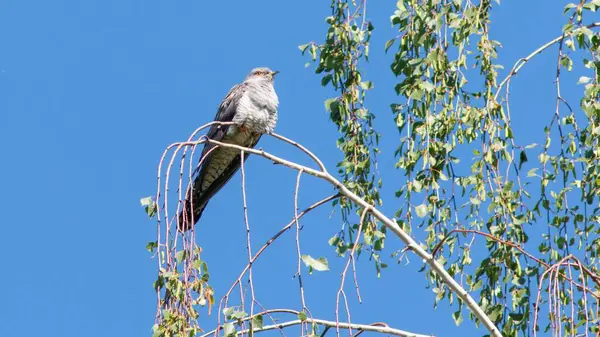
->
<box><xmin>269</xmin><ymin>132</ymin><xmax>327</xmax><ymax>172</ymax></box>
<box><xmin>336</xmin><ymin>207</ymin><xmax>371</xmax><ymax>336</ymax></box>
<box><xmin>293</xmin><ymin>169</ymin><xmax>310</xmax><ymax>336</ymax></box>
<box><xmin>495</xmin><ymin>22</ymin><xmax>600</xmax><ymax>100</ymax></box>
<box><xmin>433</xmin><ymin>229</ymin><xmax>600</xmax><ymax>298</ymax></box>
<box><xmin>240</xmin><ymin>150</ymin><xmax>256</xmax><ymax>335</ymax></box>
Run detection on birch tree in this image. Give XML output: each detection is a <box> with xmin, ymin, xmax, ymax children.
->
<box><xmin>143</xmin><ymin>1</ymin><xmax>600</xmax><ymax>337</ymax></box>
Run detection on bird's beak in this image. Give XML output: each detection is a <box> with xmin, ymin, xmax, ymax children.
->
<box><xmin>271</xmin><ymin>70</ymin><xmax>280</xmax><ymax>76</ymax></box>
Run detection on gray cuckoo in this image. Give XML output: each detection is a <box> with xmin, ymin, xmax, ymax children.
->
<box><xmin>179</xmin><ymin>67</ymin><xmax>279</xmax><ymax>231</ymax></box>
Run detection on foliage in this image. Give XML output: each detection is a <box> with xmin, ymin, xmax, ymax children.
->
<box><xmin>302</xmin><ymin>0</ymin><xmax>600</xmax><ymax>336</ymax></box>
<box><xmin>150</xmin><ymin>244</ymin><xmax>214</xmax><ymax>337</ymax></box>
<box><xmin>301</xmin><ymin>0</ymin><xmax>388</xmax><ymax>280</ymax></box>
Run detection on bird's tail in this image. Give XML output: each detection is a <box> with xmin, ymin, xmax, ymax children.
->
<box><xmin>177</xmin><ymin>198</ymin><xmax>208</xmax><ymax>232</ymax></box>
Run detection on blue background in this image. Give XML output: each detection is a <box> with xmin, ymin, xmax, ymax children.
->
<box><xmin>0</xmin><ymin>1</ymin><xmax>588</xmax><ymax>336</ymax></box>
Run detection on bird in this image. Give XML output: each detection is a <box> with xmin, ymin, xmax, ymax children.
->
<box><xmin>178</xmin><ymin>67</ymin><xmax>280</xmax><ymax>231</ymax></box>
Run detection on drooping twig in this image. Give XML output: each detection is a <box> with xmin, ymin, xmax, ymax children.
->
<box><xmin>240</xmin><ymin>150</ymin><xmax>256</xmax><ymax>335</ymax></box>
<box><xmin>154</xmin><ymin>121</ymin><xmax>237</xmax><ymax>328</ymax></box>
<box><xmin>293</xmin><ymin>169</ymin><xmax>311</xmax><ymax>337</ymax></box>
<box><xmin>495</xmin><ymin>22</ymin><xmax>600</xmax><ymax>100</ymax></box>
<box><xmin>294</xmin><ymin>170</ymin><xmax>308</xmax><ymax>310</ymax></box>
<box><xmin>432</xmin><ymin>228</ymin><xmax>600</xmax><ymax>297</ymax></box>
<box><xmin>336</xmin><ymin>207</ymin><xmax>371</xmax><ymax>336</ymax></box>
<box><xmin>532</xmin><ymin>254</ymin><xmax>600</xmax><ymax>337</ymax></box>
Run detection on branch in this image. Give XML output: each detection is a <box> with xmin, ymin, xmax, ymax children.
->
<box><xmin>221</xmin><ymin>194</ymin><xmax>340</xmax><ymax>300</ymax></box>
<box><xmin>197</xmin><ymin>137</ymin><xmax>504</xmax><ymax>337</ymax></box>
<box><xmin>240</xmin><ymin>151</ymin><xmax>256</xmax><ymax>319</ymax></box>
<box><xmin>237</xmin><ymin>319</ymin><xmax>430</xmax><ymax>337</ymax></box>
<box><xmin>336</xmin><ymin>206</ymin><xmax>371</xmax><ymax>335</ymax></box>
<box><xmin>433</xmin><ymin>229</ymin><xmax>600</xmax><ymax>300</ymax></box>
<box><xmin>269</xmin><ymin>132</ymin><xmax>327</xmax><ymax>172</ymax></box>
<box><xmin>495</xmin><ymin>22</ymin><xmax>600</xmax><ymax>100</ymax></box>
<box><xmin>199</xmin><ymin>309</ymin><xmax>431</xmax><ymax>337</ymax></box>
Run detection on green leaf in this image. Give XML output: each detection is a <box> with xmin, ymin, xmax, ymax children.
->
<box><xmin>298</xmin><ymin>43</ymin><xmax>310</xmax><ymax>53</ymax></box>
<box><xmin>453</xmin><ymin>310</ymin><xmax>463</xmax><ymax>326</ymax></box>
<box><xmin>222</xmin><ymin>307</ymin><xmax>234</xmax><ymax>317</ymax></box>
<box><xmin>471</xmin><ymin>279</ymin><xmax>483</xmax><ymax>291</ymax></box>
<box><xmin>252</xmin><ymin>315</ymin><xmax>264</xmax><ymax>330</ymax></box>
<box><xmin>298</xmin><ymin>311</ymin><xmax>308</xmax><ymax>321</ymax></box>
<box><xmin>301</xmin><ymin>255</ymin><xmax>329</xmax><ymax>272</ymax></box>
<box><xmin>385</xmin><ymin>39</ymin><xmax>395</xmax><ymax>52</ymax></box>
<box><xmin>223</xmin><ymin>322</ymin><xmax>236</xmax><ymax>337</ymax></box>
<box><xmin>229</xmin><ymin>310</ymin><xmax>248</xmax><ymax>321</ymax></box>
<box><xmin>560</xmin><ymin>55</ymin><xmax>573</xmax><ymax>71</ymax></box>
<box><xmin>421</xmin><ymin>81</ymin><xmax>435</xmax><ymax>92</ymax></box>
<box><xmin>324</xmin><ymin>98</ymin><xmax>338</xmax><ymax>112</ymax></box>
<box><xmin>140</xmin><ymin>196</ymin><xmax>153</xmax><ymax>206</ymax></box>
<box><xmin>527</xmin><ymin>168</ymin><xmax>538</xmax><ymax>177</ymax></box>
<box><xmin>415</xmin><ymin>204</ymin><xmax>428</xmax><ymax>218</ymax></box>
<box><xmin>360</xmin><ymin>81</ymin><xmax>374</xmax><ymax>90</ymax></box>
<box><xmin>140</xmin><ymin>196</ymin><xmax>157</xmax><ymax>218</ymax></box>
<box><xmin>146</xmin><ymin>241</ymin><xmax>158</xmax><ymax>253</ymax></box>
<box><xmin>328</xmin><ymin>234</ymin><xmax>340</xmax><ymax>247</ymax></box>
<box><xmin>176</xmin><ymin>250</ymin><xmax>187</xmax><ymax>263</ymax></box>
<box><xmin>519</xmin><ymin>150</ymin><xmax>528</xmax><ymax>169</ymax></box>
<box><xmin>151</xmin><ymin>324</ymin><xmax>162</xmax><ymax>337</ymax></box>
<box><xmin>564</xmin><ymin>3</ymin><xmax>577</xmax><ymax>13</ymax></box>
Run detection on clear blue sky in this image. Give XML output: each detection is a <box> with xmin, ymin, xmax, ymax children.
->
<box><xmin>0</xmin><ymin>1</ymin><xmax>587</xmax><ymax>336</ymax></box>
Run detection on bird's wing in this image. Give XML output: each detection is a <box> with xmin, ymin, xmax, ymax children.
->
<box><xmin>178</xmin><ymin>83</ymin><xmax>249</xmax><ymax>230</ymax></box>
<box><xmin>201</xmin><ymin>82</ymin><xmax>248</xmax><ymax>157</ymax></box>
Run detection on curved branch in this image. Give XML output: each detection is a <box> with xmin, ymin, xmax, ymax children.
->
<box><xmin>199</xmin><ymin>309</ymin><xmax>432</xmax><ymax>337</ymax></box>
<box><xmin>198</xmin><ymin>137</ymin><xmax>504</xmax><ymax>337</ymax></box>
<box><xmin>269</xmin><ymin>132</ymin><xmax>327</xmax><ymax>172</ymax></box>
<box><xmin>495</xmin><ymin>22</ymin><xmax>600</xmax><ymax>100</ymax></box>
<box><xmin>237</xmin><ymin>319</ymin><xmax>430</xmax><ymax>337</ymax></box>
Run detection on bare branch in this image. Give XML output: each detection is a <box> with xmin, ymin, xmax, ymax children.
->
<box><xmin>336</xmin><ymin>206</ymin><xmax>371</xmax><ymax>336</ymax></box>
<box><xmin>240</xmin><ymin>150</ymin><xmax>256</xmax><ymax>332</ymax></box>
<box><xmin>269</xmin><ymin>132</ymin><xmax>327</xmax><ymax>172</ymax></box>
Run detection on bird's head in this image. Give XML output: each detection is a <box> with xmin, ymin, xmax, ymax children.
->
<box><xmin>246</xmin><ymin>67</ymin><xmax>279</xmax><ymax>82</ymax></box>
